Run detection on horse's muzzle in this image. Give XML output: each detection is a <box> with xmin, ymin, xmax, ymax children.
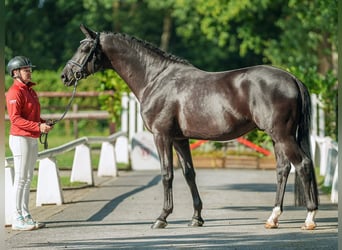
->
<box><xmin>61</xmin><ymin>72</ymin><xmax>75</xmax><ymax>86</ymax></box>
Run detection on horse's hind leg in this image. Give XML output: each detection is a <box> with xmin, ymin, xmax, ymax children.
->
<box><xmin>267</xmin><ymin>137</ymin><xmax>318</xmax><ymax>230</ymax></box>
<box><xmin>174</xmin><ymin>139</ymin><xmax>204</xmax><ymax>227</ymax></box>
<box><xmin>286</xmin><ymin>140</ymin><xmax>318</xmax><ymax>230</ymax></box>
<box><xmin>265</xmin><ymin>142</ymin><xmax>291</xmax><ymax>229</ymax></box>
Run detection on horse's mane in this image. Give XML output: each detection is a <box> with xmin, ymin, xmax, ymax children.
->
<box><xmin>105</xmin><ymin>32</ymin><xmax>192</xmax><ymax>66</ymax></box>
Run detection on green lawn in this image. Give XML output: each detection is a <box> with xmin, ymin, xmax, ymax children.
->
<box><xmin>5</xmin><ymin>120</ymin><xmax>129</xmax><ymax>170</ymax></box>
<box><xmin>6</xmin><ymin>122</ymin><xmax>330</xmax><ymax>193</ymax></box>
<box><xmin>315</xmin><ymin>167</ymin><xmax>332</xmax><ymax>195</ymax></box>
<box><xmin>31</xmin><ymin>175</ymin><xmax>88</xmax><ymax>189</ymax></box>
<box><xmin>5</xmin><ymin>121</ymin><xmax>130</xmax><ymax>188</ymax></box>
<box><xmin>5</xmin><ymin>131</ymin><xmax>104</xmax><ymax>170</ymax></box>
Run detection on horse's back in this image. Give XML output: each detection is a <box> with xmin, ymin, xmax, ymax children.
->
<box><xmin>142</xmin><ymin>64</ymin><xmax>302</xmax><ymax>140</ymax></box>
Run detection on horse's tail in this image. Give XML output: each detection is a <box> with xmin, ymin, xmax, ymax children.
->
<box><xmin>294</xmin><ymin>78</ymin><xmax>319</xmax><ymax>207</ymax></box>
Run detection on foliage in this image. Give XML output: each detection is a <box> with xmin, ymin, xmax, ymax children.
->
<box><xmin>264</xmin><ymin>0</ymin><xmax>338</xmax><ymax>69</ymax></box>
<box><xmin>315</xmin><ymin>167</ymin><xmax>332</xmax><ymax>195</ymax></box>
<box><xmin>5</xmin><ymin>0</ymin><xmax>87</xmax><ymax>70</ymax></box>
<box><xmin>95</xmin><ymin>70</ymin><xmax>130</xmax><ymax>126</ymax></box>
<box><xmin>287</xmin><ymin>66</ymin><xmax>337</xmax><ymax>139</ymax></box>
<box><xmin>4</xmin><ymin>0</ymin><xmax>337</xmax><ymax>143</ymax></box>
<box><xmin>5</xmin><ymin>69</ymin><xmax>111</xmax><ymax>136</ymax></box>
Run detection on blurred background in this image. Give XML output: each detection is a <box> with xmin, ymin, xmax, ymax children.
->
<box><xmin>4</xmin><ymin>0</ymin><xmax>338</xmax><ymax>158</ymax></box>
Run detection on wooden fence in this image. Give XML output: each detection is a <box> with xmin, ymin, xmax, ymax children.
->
<box><xmin>5</xmin><ymin>91</ymin><xmax>114</xmax><ymax>137</ymax></box>
<box><xmin>5</xmin><ymin>131</ymin><xmax>127</xmax><ymax>225</ymax></box>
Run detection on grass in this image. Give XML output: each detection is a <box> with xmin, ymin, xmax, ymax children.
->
<box><xmin>5</xmin><ymin>121</ymin><xmax>129</xmax><ymax>170</ymax></box>
<box><xmin>6</xmin><ymin>122</ymin><xmax>332</xmax><ymax>193</ymax></box>
<box><xmin>5</xmin><ymin>121</ymin><xmax>130</xmax><ymax>189</ymax></box>
<box><xmin>31</xmin><ymin>175</ymin><xmax>88</xmax><ymax>189</ymax></box>
<box><xmin>315</xmin><ymin>167</ymin><xmax>332</xmax><ymax>195</ymax></box>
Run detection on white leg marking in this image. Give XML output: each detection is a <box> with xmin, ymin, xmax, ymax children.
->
<box><xmin>265</xmin><ymin>206</ymin><xmax>282</xmax><ymax>229</ymax></box>
<box><xmin>302</xmin><ymin>210</ymin><xmax>317</xmax><ymax>230</ymax></box>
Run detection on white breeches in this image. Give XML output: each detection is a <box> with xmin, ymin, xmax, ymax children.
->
<box><xmin>9</xmin><ymin>135</ymin><xmax>38</xmax><ymax>220</ymax></box>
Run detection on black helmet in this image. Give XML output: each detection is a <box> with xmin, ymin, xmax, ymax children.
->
<box><xmin>7</xmin><ymin>56</ymin><xmax>35</xmax><ymax>77</ymax></box>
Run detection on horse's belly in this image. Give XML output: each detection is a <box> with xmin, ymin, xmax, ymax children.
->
<box><xmin>181</xmin><ymin>117</ymin><xmax>255</xmax><ymax>141</ymax></box>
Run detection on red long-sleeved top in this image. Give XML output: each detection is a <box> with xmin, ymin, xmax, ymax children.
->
<box><xmin>6</xmin><ymin>79</ymin><xmax>44</xmax><ymax>138</ymax></box>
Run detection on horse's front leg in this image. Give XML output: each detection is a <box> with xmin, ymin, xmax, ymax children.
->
<box><xmin>151</xmin><ymin>134</ymin><xmax>174</xmax><ymax>229</ymax></box>
<box><xmin>265</xmin><ymin>146</ymin><xmax>291</xmax><ymax>229</ymax></box>
<box><xmin>174</xmin><ymin>139</ymin><xmax>204</xmax><ymax>227</ymax></box>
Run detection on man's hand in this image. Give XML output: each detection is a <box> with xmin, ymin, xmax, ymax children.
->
<box><xmin>39</xmin><ymin>123</ymin><xmax>53</xmax><ymax>134</ymax></box>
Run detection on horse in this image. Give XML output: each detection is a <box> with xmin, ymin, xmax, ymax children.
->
<box><xmin>61</xmin><ymin>24</ymin><xmax>319</xmax><ymax>230</ymax></box>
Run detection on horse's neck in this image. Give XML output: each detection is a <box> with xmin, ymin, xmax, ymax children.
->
<box><xmin>102</xmin><ymin>35</ymin><xmax>167</xmax><ymax>101</ymax></box>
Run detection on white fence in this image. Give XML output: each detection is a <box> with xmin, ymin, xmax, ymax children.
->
<box><xmin>4</xmin><ymin>93</ymin><xmax>338</xmax><ymax>225</ymax></box>
<box><xmin>121</xmin><ymin>93</ymin><xmax>339</xmax><ymax>204</ymax></box>
<box><xmin>5</xmin><ymin>131</ymin><xmax>126</xmax><ymax>225</ymax></box>
<box><xmin>121</xmin><ymin>92</ymin><xmax>339</xmax><ymax>203</ymax></box>
<box><xmin>310</xmin><ymin>94</ymin><xmax>338</xmax><ymax>204</ymax></box>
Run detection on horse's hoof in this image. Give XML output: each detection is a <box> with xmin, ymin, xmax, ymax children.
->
<box><xmin>301</xmin><ymin>222</ymin><xmax>316</xmax><ymax>230</ymax></box>
<box><xmin>188</xmin><ymin>217</ymin><xmax>204</xmax><ymax>227</ymax></box>
<box><xmin>265</xmin><ymin>221</ymin><xmax>279</xmax><ymax>229</ymax></box>
<box><xmin>151</xmin><ymin>219</ymin><xmax>168</xmax><ymax>229</ymax></box>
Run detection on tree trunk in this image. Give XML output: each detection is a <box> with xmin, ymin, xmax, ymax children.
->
<box><xmin>317</xmin><ymin>34</ymin><xmax>333</xmax><ymax>75</ymax></box>
<box><xmin>160</xmin><ymin>11</ymin><xmax>172</xmax><ymax>51</ymax></box>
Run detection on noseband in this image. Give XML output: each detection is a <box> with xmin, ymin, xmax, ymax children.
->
<box><xmin>68</xmin><ymin>32</ymin><xmax>100</xmax><ymax>81</ymax></box>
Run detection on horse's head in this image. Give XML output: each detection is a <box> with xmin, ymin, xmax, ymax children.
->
<box><xmin>61</xmin><ymin>24</ymin><xmax>103</xmax><ymax>86</ymax></box>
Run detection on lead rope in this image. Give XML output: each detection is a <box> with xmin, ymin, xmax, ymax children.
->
<box><xmin>40</xmin><ymin>80</ymin><xmax>78</xmax><ymax>149</ymax></box>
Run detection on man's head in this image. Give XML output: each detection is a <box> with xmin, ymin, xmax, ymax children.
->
<box><xmin>7</xmin><ymin>56</ymin><xmax>35</xmax><ymax>83</ymax></box>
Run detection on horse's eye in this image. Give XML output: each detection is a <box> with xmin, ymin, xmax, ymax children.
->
<box><xmin>80</xmin><ymin>46</ymin><xmax>90</xmax><ymax>53</ymax></box>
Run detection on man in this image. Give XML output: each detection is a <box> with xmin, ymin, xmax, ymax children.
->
<box><xmin>6</xmin><ymin>56</ymin><xmax>53</xmax><ymax>230</ymax></box>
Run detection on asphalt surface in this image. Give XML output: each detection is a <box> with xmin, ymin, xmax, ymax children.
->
<box><xmin>5</xmin><ymin>168</ymin><xmax>338</xmax><ymax>249</ymax></box>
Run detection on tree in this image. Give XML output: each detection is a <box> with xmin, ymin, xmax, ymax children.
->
<box><xmin>5</xmin><ymin>0</ymin><xmax>87</xmax><ymax>70</ymax></box>
<box><xmin>166</xmin><ymin>0</ymin><xmax>338</xmax><ymax>139</ymax></box>
<box><xmin>5</xmin><ymin>0</ymin><xmax>337</xmax><ymax>138</ymax></box>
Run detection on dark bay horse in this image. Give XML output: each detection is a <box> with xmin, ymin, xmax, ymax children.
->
<box><xmin>61</xmin><ymin>24</ymin><xmax>319</xmax><ymax>230</ymax></box>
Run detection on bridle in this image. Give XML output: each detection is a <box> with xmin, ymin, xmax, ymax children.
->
<box><xmin>67</xmin><ymin>32</ymin><xmax>100</xmax><ymax>81</ymax></box>
<box><xmin>40</xmin><ymin>32</ymin><xmax>100</xmax><ymax>149</ymax></box>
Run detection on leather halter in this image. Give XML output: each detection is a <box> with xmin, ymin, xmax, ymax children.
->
<box><xmin>67</xmin><ymin>32</ymin><xmax>100</xmax><ymax>81</ymax></box>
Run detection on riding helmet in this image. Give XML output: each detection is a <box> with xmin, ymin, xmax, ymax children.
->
<box><xmin>7</xmin><ymin>56</ymin><xmax>36</xmax><ymax>77</ymax></box>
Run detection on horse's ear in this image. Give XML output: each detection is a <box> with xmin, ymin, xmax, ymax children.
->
<box><xmin>80</xmin><ymin>24</ymin><xmax>97</xmax><ymax>39</ymax></box>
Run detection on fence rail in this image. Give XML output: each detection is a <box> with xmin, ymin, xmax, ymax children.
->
<box><xmin>5</xmin><ymin>131</ymin><xmax>126</xmax><ymax>166</ymax></box>
<box><xmin>4</xmin><ymin>92</ymin><xmax>338</xmax><ymax>227</ymax></box>
<box><xmin>5</xmin><ymin>131</ymin><xmax>127</xmax><ymax>226</ymax></box>
<box><xmin>37</xmin><ymin>90</ymin><xmax>114</xmax><ymax>98</ymax></box>
<box><xmin>5</xmin><ymin>111</ymin><xmax>110</xmax><ymax>122</ymax></box>
<box><xmin>4</xmin><ymin>90</ymin><xmax>115</xmax><ymax>137</ymax></box>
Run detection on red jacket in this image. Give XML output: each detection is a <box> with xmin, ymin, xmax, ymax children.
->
<box><xmin>6</xmin><ymin>80</ymin><xmax>44</xmax><ymax>138</ymax></box>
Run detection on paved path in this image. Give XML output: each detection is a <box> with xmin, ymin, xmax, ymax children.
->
<box><xmin>5</xmin><ymin>168</ymin><xmax>338</xmax><ymax>249</ymax></box>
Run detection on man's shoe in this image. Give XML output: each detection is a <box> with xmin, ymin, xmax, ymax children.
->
<box><xmin>24</xmin><ymin>214</ymin><xmax>46</xmax><ymax>229</ymax></box>
<box><xmin>12</xmin><ymin>216</ymin><xmax>35</xmax><ymax>231</ymax></box>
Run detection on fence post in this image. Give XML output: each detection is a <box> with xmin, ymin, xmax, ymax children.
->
<box><xmin>331</xmin><ymin>162</ymin><xmax>338</xmax><ymax>203</ymax></box>
<box><xmin>129</xmin><ymin>93</ymin><xmax>136</xmax><ymax>141</ymax></box>
<box><xmin>5</xmin><ymin>167</ymin><xmax>14</xmax><ymax>225</ymax></box>
<box><xmin>131</xmin><ymin>131</ymin><xmax>160</xmax><ymax>170</ymax></box>
<box><xmin>116</xmin><ymin>94</ymin><xmax>129</xmax><ymax>164</ymax></box>
<box><xmin>316</xmin><ymin>137</ymin><xmax>331</xmax><ymax>176</ymax></box>
<box><xmin>73</xmin><ymin>104</ymin><xmax>79</xmax><ymax>138</ymax></box>
<box><xmin>310</xmin><ymin>135</ymin><xmax>317</xmax><ymax>162</ymax></box>
<box><xmin>121</xmin><ymin>93</ymin><xmax>129</xmax><ymax>133</ymax></box>
<box><xmin>323</xmin><ymin>142</ymin><xmax>338</xmax><ymax>187</ymax></box>
<box><xmin>136</xmin><ymin>101</ymin><xmax>144</xmax><ymax>133</ymax></box>
<box><xmin>318</xmin><ymin>94</ymin><xmax>325</xmax><ymax>137</ymax></box>
<box><xmin>311</xmin><ymin>94</ymin><xmax>318</xmax><ymax>135</ymax></box>
<box><xmin>115</xmin><ymin>136</ymin><xmax>129</xmax><ymax>164</ymax></box>
<box><xmin>98</xmin><ymin>141</ymin><xmax>118</xmax><ymax>177</ymax></box>
<box><xmin>36</xmin><ymin>157</ymin><xmax>64</xmax><ymax>206</ymax></box>
<box><xmin>71</xmin><ymin>144</ymin><xmax>94</xmax><ymax>185</ymax></box>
